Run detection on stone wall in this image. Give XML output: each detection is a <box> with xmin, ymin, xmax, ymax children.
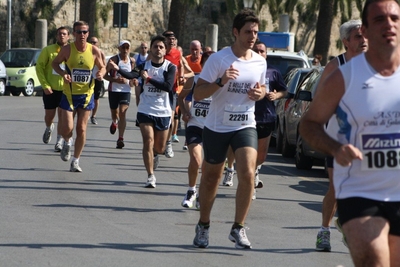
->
<box><xmin>0</xmin><ymin>0</ymin><xmax>360</xmax><ymax>58</ymax></box>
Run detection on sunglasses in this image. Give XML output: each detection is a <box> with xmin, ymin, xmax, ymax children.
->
<box><xmin>141</xmin><ymin>46</ymin><xmax>148</xmax><ymax>49</ymax></box>
<box><xmin>90</xmin><ymin>41</ymin><xmax>98</xmax><ymax>44</ymax></box>
<box><xmin>75</xmin><ymin>30</ymin><xmax>89</xmax><ymax>35</ymax></box>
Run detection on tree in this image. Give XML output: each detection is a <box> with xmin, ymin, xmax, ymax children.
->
<box><xmin>313</xmin><ymin>0</ymin><xmax>335</xmax><ymax>65</ymax></box>
<box><xmin>79</xmin><ymin>0</ymin><xmax>97</xmax><ymax>38</ymax></box>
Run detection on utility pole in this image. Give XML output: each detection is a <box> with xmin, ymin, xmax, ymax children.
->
<box><xmin>7</xmin><ymin>0</ymin><xmax>12</xmax><ymax>49</ymax></box>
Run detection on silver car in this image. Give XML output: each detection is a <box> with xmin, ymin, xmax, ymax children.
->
<box><xmin>0</xmin><ymin>59</ymin><xmax>7</xmax><ymax>96</ymax></box>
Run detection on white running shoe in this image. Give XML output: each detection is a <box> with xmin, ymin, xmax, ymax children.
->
<box><xmin>43</xmin><ymin>123</ymin><xmax>54</xmax><ymax>144</ymax></box>
<box><xmin>70</xmin><ymin>160</ymin><xmax>82</xmax><ymax>172</ymax></box>
<box><xmin>165</xmin><ymin>142</ymin><xmax>174</xmax><ymax>158</ymax></box>
<box><xmin>153</xmin><ymin>154</ymin><xmax>160</xmax><ymax>170</ymax></box>
<box><xmin>222</xmin><ymin>170</ymin><xmax>234</xmax><ymax>186</ymax></box>
<box><xmin>145</xmin><ymin>174</ymin><xmax>156</xmax><ymax>188</ymax></box>
<box><xmin>181</xmin><ymin>190</ymin><xmax>196</xmax><ymax>208</ymax></box>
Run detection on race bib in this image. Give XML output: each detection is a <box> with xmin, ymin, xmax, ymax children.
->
<box><xmin>144</xmin><ymin>85</ymin><xmax>162</xmax><ymax>96</ymax></box>
<box><xmin>222</xmin><ymin>104</ymin><xmax>252</xmax><ymax>126</ymax></box>
<box><xmin>361</xmin><ymin>133</ymin><xmax>400</xmax><ymax>171</ymax></box>
<box><xmin>191</xmin><ymin>99</ymin><xmax>211</xmax><ymax>118</ymax></box>
<box><xmin>71</xmin><ymin>69</ymin><xmax>91</xmax><ymax>83</ymax></box>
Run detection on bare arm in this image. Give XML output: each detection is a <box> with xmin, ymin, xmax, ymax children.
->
<box><xmin>92</xmin><ymin>46</ymin><xmax>106</xmax><ymax>80</ymax></box>
<box><xmin>178</xmin><ymin>76</ymin><xmax>194</xmax><ymax>123</ymax></box>
<box><xmin>299</xmin><ymin>69</ymin><xmax>362</xmax><ymax>166</ymax></box>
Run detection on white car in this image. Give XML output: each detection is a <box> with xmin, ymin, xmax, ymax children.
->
<box><xmin>267</xmin><ymin>50</ymin><xmax>311</xmax><ymax>77</ymax></box>
<box><xmin>0</xmin><ymin>59</ymin><xmax>7</xmax><ymax>96</ymax></box>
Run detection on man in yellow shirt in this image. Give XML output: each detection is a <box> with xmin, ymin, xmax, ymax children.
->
<box><xmin>36</xmin><ymin>26</ymin><xmax>70</xmax><ymax>152</ymax></box>
<box><xmin>52</xmin><ymin>21</ymin><xmax>106</xmax><ymax>172</ymax></box>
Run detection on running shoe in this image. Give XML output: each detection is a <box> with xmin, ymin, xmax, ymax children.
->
<box><xmin>193</xmin><ymin>224</ymin><xmax>209</xmax><ymax>248</ymax></box>
<box><xmin>334</xmin><ymin>218</ymin><xmax>348</xmax><ymax>247</ymax></box>
<box><xmin>116</xmin><ymin>138</ymin><xmax>125</xmax><ymax>149</ymax></box>
<box><xmin>183</xmin><ymin>145</ymin><xmax>188</xmax><ymax>150</ymax></box>
<box><xmin>165</xmin><ymin>141</ymin><xmax>174</xmax><ymax>158</ymax></box>
<box><xmin>145</xmin><ymin>174</ymin><xmax>156</xmax><ymax>188</ymax></box>
<box><xmin>110</xmin><ymin>121</ymin><xmax>117</xmax><ymax>135</ymax></box>
<box><xmin>42</xmin><ymin>123</ymin><xmax>54</xmax><ymax>144</ymax></box>
<box><xmin>172</xmin><ymin>134</ymin><xmax>179</xmax><ymax>143</ymax></box>
<box><xmin>315</xmin><ymin>230</ymin><xmax>331</xmax><ymax>252</ymax></box>
<box><xmin>54</xmin><ymin>142</ymin><xmax>63</xmax><ymax>152</ymax></box>
<box><xmin>60</xmin><ymin>141</ymin><xmax>71</xmax><ymax>162</ymax></box>
<box><xmin>153</xmin><ymin>154</ymin><xmax>160</xmax><ymax>170</ymax></box>
<box><xmin>229</xmin><ymin>227</ymin><xmax>252</xmax><ymax>249</ymax></box>
<box><xmin>222</xmin><ymin>170</ymin><xmax>234</xmax><ymax>186</ymax></box>
<box><xmin>70</xmin><ymin>160</ymin><xmax>82</xmax><ymax>172</ymax></box>
<box><xmin>254</xmin><ymin>169</ymin><xmax>264</xmax><ymax>188</ymax></box>
<box><xmin>252</xmin><ymin>188</ymin><xmax>257</xmax><ymax>200</ymax></box>
<box><xmin>181</xmin><ymin>190</ymin><xmax>196</xmax><ymax>208</ymax></box>
<box><xmin>90</xmin><ymin>116</ymin><xmax>98</xmax><ymax>125</ymax></box>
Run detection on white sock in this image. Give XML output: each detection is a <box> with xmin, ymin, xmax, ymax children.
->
<box><xmin>320</xmin><ymin>226</ymin><xmax>330</xmax><ymax>232</ymax></box>
<box><xmin>188</xmin><ymin>186</ymin><xmax>196</xmax><ymax>192</ymax></box>
<box><xmin>72</xmin><ymin>157</ymin><xmax>79</xmax><ymax>163</ymax></box>
<box><xmin>226</xmin><ymin>167</ymin><xmax>234</xmax><ymax>172</ymax></box>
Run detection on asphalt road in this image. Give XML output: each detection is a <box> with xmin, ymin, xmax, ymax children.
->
<box><xmin>0</xmin><ymin>95</ymin><xmax>353</xmax><ymax>267</ymax></box>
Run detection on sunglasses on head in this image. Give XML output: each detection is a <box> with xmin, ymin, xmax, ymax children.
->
<box><xmin>75</xmin><ymin>30</ymin><xmax>88</xmax><ymax>34</ymax></box>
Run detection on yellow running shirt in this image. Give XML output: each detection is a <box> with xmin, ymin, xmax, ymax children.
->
<box><xmin>64</xmin><ymin>43</ymin><xmax>95</xmax><ymax>95</ymax></box>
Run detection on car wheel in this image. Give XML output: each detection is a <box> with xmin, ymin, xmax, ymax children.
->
<box><xmin>11</xmin><ymin>91</ymin><xmax>21</xmax><ymax>96</ymax></box>
<box><xmin>275</xmin><ymin>122</ymin><xmax>283</xmax><ymax>153</ymax></box>
<box><xmin>22</xmin><ymin>79</ymin><xmax>35</xmax><ymax>96</ymax></box>
<box><xmin>295</xmin><ymin>135</ymin><xmax>313</xmax><ymax>170</ymax></box>
<box><xmin>281</xmin><ymin>125</ymin><xmax>295</xmax><ymax>158</ymax></box>
<box><xmin>0</xmin><ymin>79</ymin><xmax>5</xmax><ymax>96</ymax></box>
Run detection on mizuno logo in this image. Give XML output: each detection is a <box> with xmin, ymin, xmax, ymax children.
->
<box><xmin>361</xmin><ymin>83</ymin><xmax>373</xmax><ymax>90</ymax></box>
<box><xmin>363</xmin><ymin>137</ymin><xmax>400</xmax><ymax>149</ymax></box>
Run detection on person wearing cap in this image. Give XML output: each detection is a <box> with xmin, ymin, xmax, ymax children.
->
<box><xmin>88</xmin><ymin>36</ymin><xmax>106</xmax><ymax>125</ymax></box>
<box><xmin>51</xmin><ymin>20</ymin><xmax>106</xmax><ymax>172</ymax></box>
<box><xmin>104</xmin><ymin>40</ymin><xmax>137</xmax><ymax>149</ymax></box>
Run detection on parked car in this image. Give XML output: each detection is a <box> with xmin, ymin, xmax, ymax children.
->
<box><xmin>274</xmin><ymin>67</ymin><xmax>312</xmax><ymax>153</ymax></box>
<box><xmin>282</xmin><ymin>67</ymin><xmax>326</xmax><ymax>170</ymax></box>
<box><xmin>0</xmin><ymin>59</ymin><xmax>7</xmax><ymax>96</ymax></box>
<box><xmin>267</xmin><ymin>50</ymin><xmax>311</xmax><ymax>78</ymax></box>
<box><xmin>0</xmin><ymin>48</ymin><xmax>42</xmax><ymax>96</ymax></box>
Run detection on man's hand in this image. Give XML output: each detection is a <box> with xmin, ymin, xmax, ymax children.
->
<box><xmin>221</xmin><ymin>65</ymin><xmax>239</xmax><ymax>84</ymax></box>
<box><xmin>333</xmin><ymin>144</ymin><xmax>363</xmax><ymax>167</ymax></box>
<box><xmin>247</xmin><ymin>82</ymin><xmax>265</xmax><ymax>101</ymax></box>
<box><xmin>266</xmin><ymin>89</ymin><xmax>279</xmax><ymax>101</ymax></box>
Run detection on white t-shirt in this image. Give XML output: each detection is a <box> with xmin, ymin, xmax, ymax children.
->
<box><xmin>199</xmin><ymin>47</ymin><xmax>266</xmax><ymax>133</ymax></box>
<box><xmin>110</xmin><ymin>55</ymin><xmax>132</xmax><ymax>93</ymax></box>
<box><xmin>188</xmin><ymin>75</ymin><xmax>212</xmax><ymax>129</ymax></box>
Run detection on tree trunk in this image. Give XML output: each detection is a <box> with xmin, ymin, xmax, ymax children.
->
<box><xmin>313</xmin><ymin>0</ymin><xmax>334</xmax><ymax>65</ymax></box>
<box><xmin>79</xmin><ymin>0</ymin><xmax>97</xmax><ymax>38</ymax></box>
<box><xmin>167</xmin><ymin>0</ymin><xmax>188</xmax><ymax>45</ymax></box>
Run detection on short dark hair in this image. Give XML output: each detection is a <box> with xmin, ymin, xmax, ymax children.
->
<box><xmin>232</xmin><ymin>9</ymin><xmax>259</xmax><ymax>32</ymax></box>
<box><xmin>362</xmin><ymin>0</ymin><xmax>400</xmax><ymax>27</ymax></box>
<box><xmin>57</xmin><ymin>26</ymin><xmax>70</xmax><ymax>35</ymax></box>
<box><xmin>200</xmin><ymin>50</ymin><xmax>215</xmax><ymax>66</ymax></box>
<box><xmin>150</xmin><ymin>35</ymin><xmax>168</xmax><ymax>49</ymax></box>
<box><xmin>162</xmin><ymin>30</ymin><xmax>175</xmax><ymax>38</ymax></box>
<box><xmin>73</xmin><ymin>21</ymin><xmax>89</xmax><ymax>32</ymax></box>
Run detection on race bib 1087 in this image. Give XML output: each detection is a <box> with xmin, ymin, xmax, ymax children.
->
<box><xmin>72</xmin><ymin>69</ymin><xmax>91</xmax><ymax>83</ymax></box>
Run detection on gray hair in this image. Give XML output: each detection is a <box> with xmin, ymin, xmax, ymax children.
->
<box><xmin>339</xmin><ymin>20</ymin><xmax>362</xmax><ymax>41</ymax></box>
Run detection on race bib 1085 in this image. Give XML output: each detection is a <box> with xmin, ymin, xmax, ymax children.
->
<box><xmin>361</xmin><ymin>133</ymin><xmax>400</xmax><ymax>171</ymax></box>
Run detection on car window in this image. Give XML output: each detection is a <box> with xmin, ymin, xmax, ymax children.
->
<box><xmin>0</xmin><ymin>50</ymin><xmax>38</xmax><ymax>67</ymax></box>
<box><xmin>267</xmin><ymin>56</ymin><xmax>308</xmax><ymax>77</ymax></box>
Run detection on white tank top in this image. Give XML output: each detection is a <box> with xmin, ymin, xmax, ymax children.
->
<box><xmin>334</xmin><ymin>53</ymin><xmax>400</xmax><ymax>201</ymax></box>
<box><xmin>326</xmin><ymin>53</ymin><xmax>346</xmax><ymax>139</ymax></box>
<box><xmin>111</xmin><ymin>55</ymin><xmax>132</xmax><ymax>93</ymax></box>
<box><xmin>188</xmin><ymin>75</ymin><xmax>212</xmax><ymax>129</ymax></box>
<box><xmin>137</xmin><ymin>60</ymin><xmax>172</xmax><ymax>117</ymax></box>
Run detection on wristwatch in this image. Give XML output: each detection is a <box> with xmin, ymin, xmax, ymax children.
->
<box><xmin>215</xmin><ymin>77</ymin><xmax>224</xmax><ymax>87</ymax></box>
